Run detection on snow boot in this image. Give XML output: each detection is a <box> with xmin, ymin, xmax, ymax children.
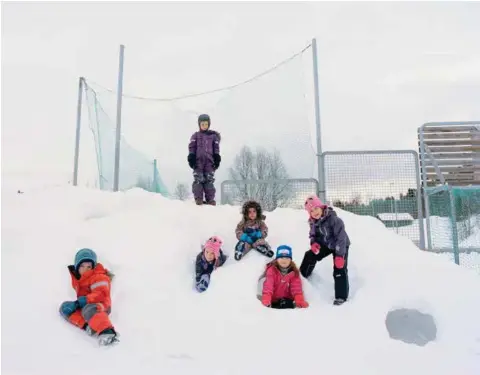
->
<box><xmin>97</xmin><ymin>327</ymin><xmax>119</xmax><ymax>346</ymax></box>
<box><xmin>333</xmin><ymin>298</ymin><xmax>346</xmax><ymax>306</ymax></box>
<box><xmin>195</xmin><ymin>199</ymin><xmax>204</xmax><ymax>205</ymax></box>
<box><xmin>235</xmin><ymin>242</ymin><xmax>245</xmax><ymax>261</ymax></box>
<box><xmin>83</xmin><ymin>324</ymin><xmax>95</xmax><ymax>337</ymax></box>
<box><xmin>206</xmin><ymin>200</ymin><xmax>216</xmax><ymax>206</ymax></box>
<box><xmin>255</xmin><ymin>245</ymin><xmax>274</xmax><ymax>258</ymax></box>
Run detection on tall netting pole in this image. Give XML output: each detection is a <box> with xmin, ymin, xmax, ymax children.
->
<box><xmin>113</xmin><ymin>45</ymin><xmax>126</xmax><ymax>192</ymax></box>
<box><xmin>312</xmin><ymin>38</ymin><xmax>325</xmax><ymax>201</ymax></box>
<box><xmin>73</xmin><ymin>77</ymin><xmax>84</xmax><ymax>186</ymax></box>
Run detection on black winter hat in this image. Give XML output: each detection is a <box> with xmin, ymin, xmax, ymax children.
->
<box><xmin>198</xmin><ymin>114</ymin><xmax>211</xmax><ymax>127</ymax></box>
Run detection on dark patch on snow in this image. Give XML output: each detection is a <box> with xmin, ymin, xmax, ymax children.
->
<box><xmin>385</xmin><ymin>308</ymin><xmax>437</xmax><ymax>346</ymax></box>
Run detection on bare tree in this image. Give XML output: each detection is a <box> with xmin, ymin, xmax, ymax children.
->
<box><xmin>228</xmin><ymin>146</ymin><xmax>293</xmax><ymax>211</ymax></box>
<box><xmin>174</xmin><ymin>182</ymin><xmax>190</xmax><ymax>201</ymax></box>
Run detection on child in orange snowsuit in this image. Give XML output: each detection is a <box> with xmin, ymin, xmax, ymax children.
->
<box><xmin>59</xmin><ymin>248</ymin><xmax>118</xmax><ymax>345</ymax></box>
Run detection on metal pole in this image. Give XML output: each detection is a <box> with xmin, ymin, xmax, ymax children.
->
<box><xmin>113</xmin><ymin>45</ymin><xmax>125</xmax><ymax>192</ymax></box>
<box><xmin>448</xmin><ymin>186</ymin><xmax>460</xmax><ymax>265</ymax></box>
<box><xmin>412</xmin><ymin>150</ymin><xmax>426</xmax><ymax>249</ymax></box>
<box><xmin>312</xmin><ymin>38</ymin><xmax>325</xmax><ymax>201</ymax></box>
<box><xmin>73</xmin><ymin>77</ymin><xmax>84</xmax><ymax>186</ymax></box>
<box><xmin>419</xmin><ymin>125</ymin><xmax>432</xmax><ymax>250</ymax></box>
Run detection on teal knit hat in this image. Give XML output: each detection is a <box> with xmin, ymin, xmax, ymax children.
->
<box><xmin>74</xmin><ymin>248</ymin><xmax>97</xmax><ymax>271</ymax></box>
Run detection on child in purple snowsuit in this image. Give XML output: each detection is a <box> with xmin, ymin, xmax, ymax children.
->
<box><xmin>188</xmin><ymin>114</ymin><xmax>221</xmax><ymax>205</ymax></box>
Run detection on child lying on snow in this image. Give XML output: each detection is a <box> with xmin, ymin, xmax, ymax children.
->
<box><xmin>195</xmin><ymin>236</ymin><xmax>227</xmax><ymax>292</ymax></box>
<box><xmin>259</xmin><ymin>245</ymin><xmax>309</xmax><ymax>309</ymax></box>
<box><xmin>59</xmin><ymin>248</ymin><xmax>119</xmax><ymax>345</ymax></box>
<box><xmin>234</xmin><ymin>200</ymin><xmax>274</xmax><ymax>261</ymax></box>
<box><xmin>300</xmin><ymin>195</ymin><xmax>351</xmax><ymax>306</ymax></box>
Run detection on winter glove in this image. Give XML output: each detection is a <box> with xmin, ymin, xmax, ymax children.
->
<box><xmin>334</xmin><ymin>256</ymin><xmax>345</xmax><ymax>269</ymax></box>
<box><xmin>187</xmin><ymin>153</ymin><xmax>196</xmax><ymax>169</ymax></box>
<box><xmin>213</xmin><ymin>154</ymin><xmax>221</xmax><ymax>170</ymax></box>
<box><xmin>294</xmin><ymin>294</ymin><xmax>309</xmax><ymax>308</ymax></box>
<box><xmin>240</xmin><ymin>233</ymin><xmax>254</xmax><ymax>244</ymax></box>
<box><xmin>253</xmin><ymin>230</ymin><xmax>262</xmax><ymax>239</ymax></box>
<box><xmin>60</xmin><ymin>301</ymin><xmax>80</xmax><ymax>317</ymax></box>
<box><xmin>77</xmin><ymin>296</ymin><xmax>87</xmax><ymax>308</ymax></box>
<box><xmin>196</xmin><ymin>274</ymin><xmax>210</xmax><ymax>293</ymax></box>
<box><xmin>310</xmin><ymin>242</ymin><xmax>321</xmax><ymax>255</ymax></box>
<box><xmin>261</xmin><ymin>294</ymin><xmax>272</xmax><ymax>307</ymax></box>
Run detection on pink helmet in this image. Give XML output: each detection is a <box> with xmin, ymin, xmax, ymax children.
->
<box><xmin>203</xmin><ymin>236</ymin><xmax>223</xmax><ymax>259</ymax></box>
<box><xmin>304</xmin><ymin>195</ymin><xmax>326</xmax><ymax>213</ymax></box>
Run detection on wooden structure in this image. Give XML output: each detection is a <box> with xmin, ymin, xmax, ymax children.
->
<box><xmin>418</xmin><ymin>122</ymin><xmax>480</xmax><ymax>187</ymax></box>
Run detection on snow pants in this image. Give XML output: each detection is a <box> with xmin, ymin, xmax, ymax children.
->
<box><xmin>299</xmin><ymin>246</ymin><xmax>350</xmax><ymax>300</ymax></box>
<box><xmin>60</xmin><ymin>301</ymin><xmax>113</xmax><ymax>334</ymax></box>
<box><xmin>192</xmin><ymin>163</ymin><xmax>216</xmax><ymax>203</ymax></box>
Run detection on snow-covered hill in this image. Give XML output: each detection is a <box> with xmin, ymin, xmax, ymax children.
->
<box><xmin>2</xmin><ymin>181</ymin><xmax>480</xmax><ymax>375</ymax></box>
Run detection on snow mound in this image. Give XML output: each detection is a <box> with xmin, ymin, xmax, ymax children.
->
<box><xmin>2</xmin><ymin>184</ymin><xmax>480</xmax><ymax>375</ymax></box>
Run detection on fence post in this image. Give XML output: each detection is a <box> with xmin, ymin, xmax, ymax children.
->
<box><xmin>73</xmin><ymin>77</ymin><xmax>84</xmax><ymax>186</ymax></box>
<box><xmin>153</xmin><ymin>159</ymin><xmax>159</xmax><ymax>193</ymax></box>
<box><xmin>113</xmin><ymin>44</ymin><xmax>125</xmax><ymax>192</ymax></box>
<box><xmin>448</xmin><ymin>186</ymin><xmax>460</xmax><ymax>265</ymax></box>
<box><xmin>311</xmin><ymin>38</ymin><xmax>325</xmax><ymax>201</ymax></box>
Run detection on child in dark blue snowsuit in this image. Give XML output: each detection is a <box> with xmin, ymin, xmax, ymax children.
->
<box><xmin>195</xmin><ymin>236</ymin><xmax>227</xmax><ymax>292</ymax></box>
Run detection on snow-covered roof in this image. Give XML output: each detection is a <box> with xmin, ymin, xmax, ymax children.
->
<box><xmin>376</xmin><ymin>212</ymin><xmax>414</xmax><ymax>221</ymax></box>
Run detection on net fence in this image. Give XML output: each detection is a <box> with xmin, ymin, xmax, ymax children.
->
<box><xmin>77</xmin><ymin>44</ymin><xmax>317</xmax><ymax>199</ymax></box>
<box><xmin>426</xmin><ymin>185</ymin><xmax>480</xmax><ymax>272</ymax></box>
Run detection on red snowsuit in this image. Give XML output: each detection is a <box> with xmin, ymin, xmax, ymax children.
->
<box><xmin>66</xmin><ymin>263</ymin><xmax>114</xmax><ymax>333</ymax></box>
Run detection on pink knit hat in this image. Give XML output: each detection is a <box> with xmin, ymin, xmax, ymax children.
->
<box><xmin>203</xmin><ymin>236</ymin><xmax>223</xmax><ymax>259</ymax></box>
<box><xmin>304</xmin><ymin>195</ymin><xmax>326</xmax><ymax>213</ymax></box>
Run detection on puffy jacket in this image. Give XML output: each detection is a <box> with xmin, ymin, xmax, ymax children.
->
<box><xmin>262</xmin><ymin>262</ymin><xmax>304</xmax><ymax>302</ymax></box>
<box><xmin>195</xmin><ymin>250</ymin><xmax>227</xmax><ymax>282</ymax></box>
<box><xmin>188</xmin><ymin>130</ymin><xmax>220</xmax><ymax>164</ymax></box>
<box><xmin>309</xmin><ymin>207</ymin><xmax>350</xmax><ymax>257</ymax></box>
<box><xmin>67</xmin><ymin>263</ymin><xmax>112</xmax><ymax>309</ymax></box>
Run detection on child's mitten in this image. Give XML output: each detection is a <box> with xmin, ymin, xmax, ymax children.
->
<box><xmin>261</xmin><ymin>294</ymin><xmax>272</xmax><ymax>307</ymax></box>
<box><xmin>188</xmin><ymin>153</ymin><xmax>196</xmax><ymax>169</ymax></box>
<box><xmin>213</xmin><ymin>154</ymin><xmax>221</xmax><ymax>170</ymax></box>
<box><xmin>310</xmin><ymin>242</ymin><xmax>321</xmax><ymax>255</ymax></box>
<box><xmin>253</xmin><ymin>230</ymin><xmax>262</xmax><ymax>239</ymax></box>
<box><xmin>77</xmin><ymin>296</ymin><xmax>87</xmax><ymax>308</ymax></box>
<box><xmin>240</xmin><ymin>233</ymin><xmax>254</xmax><ymax>244</ymax></box>
<box><xmin>334</xmin><ymin>256</ymin><xmax>345</xmax><ymax>269</ymax></box>
<box><xmin>294</xmin><ymin>294</ymin><xmax>309</xmax><ymax>308</ymax></box>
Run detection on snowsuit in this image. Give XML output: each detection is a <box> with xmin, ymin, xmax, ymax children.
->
<box><xmin>260</xmin><ymin>261</ymin><xmax>306</xmax><ymax>309</ymax></box>
<box><xmin>300</xmin><ymin>207</ymin><xmax>351</xmax><ymax>301</ymax></box>
<box><xmin>188</xmin><ymin>129</ymin><xmax>221</xmax><ymax>203</ymax></box>
<box><xmin>235</xmin><ymin>218</ymin><xmax>272</xmax><ymax>259</ymax></box>
<box><xmin>195</xmin><ymin>250</ymin><xmax>227</xmax><ymax>292</ymax></box>
<box><xmin>59</xmin><ymin>263</ymin><xmax>115</xmax><ymax>335</ymax></box>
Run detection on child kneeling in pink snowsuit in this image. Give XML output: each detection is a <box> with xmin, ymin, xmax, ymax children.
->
<box><xmin>195</xmin><ymin>236</ymin><xmax>227</xmax><ymax>292</ymax></box>
<box><xmin>259</xmin><ymin>245</ymin><xmax>309</xmax><ymax>309</ymax></box>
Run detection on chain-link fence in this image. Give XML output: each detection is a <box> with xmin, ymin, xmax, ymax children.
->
<box><xmin>322</xmin><ymin>150</ymin><xmax>425</xmax><ymax>248</ymax></box>
<box><xmin>220</xmin><ymin>178</ymin><xmax>319</xmax><ymax>211</ymax></box>
<box><xmin>418</xmin><ymin>121</ymin><xmax>480</xmax><ymax>272</ymax></box>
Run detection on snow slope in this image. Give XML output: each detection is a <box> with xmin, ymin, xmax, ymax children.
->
<box><xmin>2</xmin><ymin>182</ymin><xmax>480</xmax><ymax>375</ymax></box>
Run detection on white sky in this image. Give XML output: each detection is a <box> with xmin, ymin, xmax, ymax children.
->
<box><xmin>2</xmin><ymin>1</ymin><xmax>480</xmax><ymax>193</ymax></box>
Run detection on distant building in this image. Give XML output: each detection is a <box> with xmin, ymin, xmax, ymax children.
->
<box><xmin>376</xmin><ymin>212</ymin><xmax>414</xmax><ymax>227</ymax></box>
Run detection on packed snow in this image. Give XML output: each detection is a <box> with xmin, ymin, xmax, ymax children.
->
<box><xmin>2</xmin><ymin>179</ymin><xmax>480</xmax><ymax>375</ymax></box>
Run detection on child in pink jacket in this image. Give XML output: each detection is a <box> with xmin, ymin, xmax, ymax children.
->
<box><xmin>259</xmin><ymin>245</ymin><xmax>309</xmax><ymax>309</ymax></box>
